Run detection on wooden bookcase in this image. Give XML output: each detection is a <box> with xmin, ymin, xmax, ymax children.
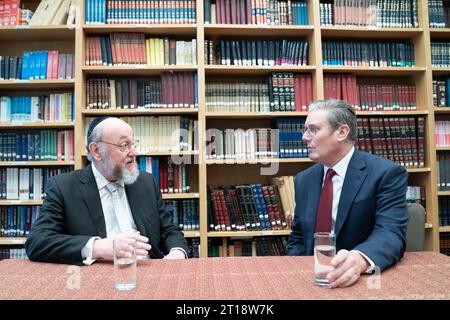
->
<box><xmin>0</xmin><ymin>22</ymin><xmax>76</xmax><ymax>246</ymax></box>
<box><xmin>429</xmin><ymin>12</ymin><xmax>450</xmax><ymax>247</ymax></box>
<box><xmin>0</xmin><ymin>0</ymin><xmax>445</xmax><ymax>256</ymax></box>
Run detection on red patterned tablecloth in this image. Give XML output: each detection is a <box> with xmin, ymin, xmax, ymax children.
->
<box><xmin>0</xmin><ymin>252</ymin><xmax>449</xmax><ymax>300</ymax></box>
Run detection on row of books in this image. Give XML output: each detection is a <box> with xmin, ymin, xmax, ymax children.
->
<box><xmin>435</xmin><ymin>121</ymin><xmax>450</xmax><ymax>147</ymax></box>
<box><xmin>85</xmin><ymin>0</ymin><xmax>197</xmax><ymax>24</ymax></box>
<box><xmin>0</xmin><ymin>206</ymin><xmax>40</xmax><ymax>238</ymax></box>
<box><xmin>428</xmin><ymin>0</ymin><xmax>450</xmax><ymax>28</ymax></box>
<box><xmin>437</xmin><ymin>153</ymin><xmax>450</xmax><ymax>191</ymax></box>
<box><xmin>166</xmin><ymin>199</ymin><xmax>199</xmax><ymax>231</ymax></box>
<box><xmin>208</xmin><ymin>236</ymin><xmax>288</xmax><ymax>257</ymax></box>
<box><xmin>274</xmin><ymin>118</ymin><xmax>307</xmax><ymax>158</ymax></box>
<box><xmin>0</xmin><ymin>167</ymin><xmax>72</xmax><ymax>200</ymax></box>
<box><xmin>206</xmin><ymin>82</ymin><xmax>270</xmax><ymax>113</ymax></box>
<box><xmin>431</xmin><ymin>42</ymin><xmax>450</xmax><ymax>67</ymax></box>
<box><xmin>205</xmin><ymin>74</ymin><xmax>313</xmax><ymax>112</ymax></box>
<box><xmin>320</xmin><ymin>0</ymin><xmax>418</xmax><ymax>28</ymax></box>
<box><xmin>137</xmin><ymin>156</ymin><xmax>191</xmax><ymax>194</ymax></box>
<box><xmin>205</xmin><ymin>114</ymin><xmax>427</xmax><ymax>167</ymax></box>
<box><xmin>208</xmin><ymin>184</ymin><xmax>289</xmax><ymax>232</ymax></box>
<box><xmin>205</xmin><ymin>0</ymin><xmax>308</xmax><ymax>25</ymax></box>
<box><xmin>0</xmin><ymin>248</ymin><xmax>27</xmax><ymax>261</ymax></box>
<box><xmin>440</xmin><ymin>233</ymin><xmax>450</xmax><ymax>256</ymax></box>
<box><xmin>85</xmin><ymin>73</ymin><xmax>198</xmax><ymax>109</ymax></box>
<box><xmin>208</xmin><ymin>121</ymin><xmax>307</xmax><ymax>160</ymax></box>
<box><xmin>439</xmin><ymin>196</ymin><xmax>450</xmax><ymax>227</ymax></box>
<box><xmin>86</xmin><ymin>116</ymin><xmax>197</xmax><ymax>152</ymax></box>
<box><xmin>324</xmin><ymin>74</ymin><xmax>417</xmax><ymax>111</ymax></box>
<box><xmin>207</xmin><ymin>180</ymin><xmax>425</xmax><ymax>234</ymax></box>
<box><xmin>268</xmin><ymin>73</ymin><xmax>311</xmax><ymax>111</ymax></box>
<box><xmin>0</xmin><ymin>52</ymin><xmax>74</xmax><ymax>81</ymax></box>
<box><xmin>86</xmin><ymin>35</ymin><xmax>197</xmax><ymax>66</ymax></box>
<box><xmin>0</xmin><ymin>93</ymin><xmax>74</xmax><ymax>124</ymax></box>
<box><xmin>205</xmin><ymin>39</ymin><xmax>309</xmax><ymax>66</ymax></box>
<box><xmin>206</xmin><ymin>128</ymin><xmax>278</xmax><ymax>160</ymax></box>
<box><xmin>355</xmin><ymin>117</ymin><xmax>425</xmax><ymax>169</ymax></box>
<box><xmin>322</xmin><ymin>41</ymin><xmax>415</xmax><ymax>67</ymax></box>
<box><xmin>0</xmin><ymin>130</ymin><xmax>74</xmax><ymax>162</ymax></box>
<box><xmin>432</xmin><ymin>79</ymin><xmax>450</xmax><ymax>108</ymax></box>
<box><xmin>406</xmin><ymin>185</ymin><xmax>426</xmax><ymax>210</ymax></box>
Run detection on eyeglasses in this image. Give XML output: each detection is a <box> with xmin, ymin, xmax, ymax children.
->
<box><xmin>98</xmin><ymin>140</ymin><xmax>139</xmax><ymax>152</ymax></box>
<box><xmin>301</xmin><ymin>126</ymin><xmax>320</xmax><ymax>137</ymax></box>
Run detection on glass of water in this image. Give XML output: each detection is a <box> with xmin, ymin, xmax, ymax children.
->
<box><xmin>314</xmin><ymin>232</ymin><xmax>336</xmax><ymax>287</ymax></box>
<box><xmin>113</xmin><ymin>239</ymin><xmax>137</xmax><ymax>291</ymax></box>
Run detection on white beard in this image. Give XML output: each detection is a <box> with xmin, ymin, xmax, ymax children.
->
<box><xmin>122</xmin><ymin>164</ymin><xmax>139</xmax><ymax>185</ymax></box>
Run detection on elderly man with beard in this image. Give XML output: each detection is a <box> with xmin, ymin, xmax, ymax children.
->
<box><xmin>25</xmin><ymin>117</ymin><xmax>188</xmax><ymax>265</ymax></box>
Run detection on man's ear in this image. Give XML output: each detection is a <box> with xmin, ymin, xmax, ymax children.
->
<box><xmin>89</xmin><ymin>142</ymin><xmax>102</xmax><ymax>161</ymax></box>
<box><xmin>336</xmin><ymin>125</ymin><xmax>350</xmax><ymax>142</ymax></box>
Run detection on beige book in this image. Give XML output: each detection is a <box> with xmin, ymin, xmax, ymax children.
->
<box><xmin>109</xmin><ymin>80</ymin><xmax>116</xmax><ymax>109</ymax></box>
<box><xmin>251</xmin><ymin>241</ymin><xmax>257</xmax><ymax>256</ymax></box>
<box><xmin>281</xmin><ymin>176</ymin><xmax>294</xmax><ymax>217</ymax></box>
<box><xmin>211</xmin><ymin>4</ymin><xmax>216</xmax><ymax>24</ymax></box>
<box><xmin>51</xmin><ymin>0</ymin><xmax>71</xmax><ymax>25</ymax></box>
<box><xmin>41</xmin><ymin>0</ymin><xmax>64</xmax><ymax>25</ymax></box>
<box><xmin>270</xmin><ymin>177</ymin><xmax>291</xmax><ymax>218</ymax></box>
<box><xmin>287</xmin><ymin>175</ymin><xmax>296</xmax><ymax>210</ymax></box>
<box><xmin>228</xmin><ymin>244</ymin><xmax>235</xmax><ymax>257</ymax></box>
<box><xmin>29</xmin><ymin>0</ymin><xmax>49</xmax><ymax>25</ymax></box>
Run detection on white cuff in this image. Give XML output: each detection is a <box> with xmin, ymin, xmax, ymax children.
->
<box><xmin>81</xmin><ymin>236</ymin><xmax>101</xmax><ymax>265</ymax></box>
<box><xmin>353</xmin><ymin>250</ymin><xmax>376</xmax><ymax>273</ymax></box>
<box><xmin>169</xmin><ymin>247</ymin><xmax>188</xmax><ymax>259</ymax></box>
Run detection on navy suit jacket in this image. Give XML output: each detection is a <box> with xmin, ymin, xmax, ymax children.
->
<box><xmin>25</xmin><ymin>165</ymin><xmax>188</xmax><ymax>265</ymax></box>
<box><xmin>287</xmin><ymin>150</ymin><xmax>409</xmax><ymax>271</ymax></box>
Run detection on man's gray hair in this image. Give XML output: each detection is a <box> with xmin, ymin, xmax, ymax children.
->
<box><xmin>308</xmin><ymin>99</ymin><xmax>357</xmax><ymax>143</ymax></box>
<box><xmin>86</xmin><ymin>125</ymin><xmax>104</xmax><ymax>162</ymax></box>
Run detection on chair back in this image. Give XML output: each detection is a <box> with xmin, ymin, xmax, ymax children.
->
<box><xmin>406</xmin><ymin>203</ymin><xmax>426</xmax><ymax>252</ymax></box>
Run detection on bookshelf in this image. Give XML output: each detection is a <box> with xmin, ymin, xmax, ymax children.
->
<box><xmin>0</xmin><ymin>0</ymin><xmax>77</xmax><ymax>260</ymax></box>
<box><xmin>0</xmin><ymin>0</ymin><xmax>446</xmax><ymax>258</ymax></box>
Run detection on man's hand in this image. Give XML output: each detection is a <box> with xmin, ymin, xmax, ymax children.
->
<box><xmin>163</xmin><ymin>249</ymin><xmax>186</xmax><ymax>260</ymax></box>
<box><xmin>326</xmin><ymin>249</ymin><xmax>369</xmax><ymax>288</ymax></box>
<box><xmin>92</xmin><ymin>232</ymin><xmax>151</xmax><ymax>260</ymax></box>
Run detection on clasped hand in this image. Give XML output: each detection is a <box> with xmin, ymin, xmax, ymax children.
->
<box><xmin>93</xmin><ymin>231</ymin><xmax>151</xmax><ymax>260</ymax></box>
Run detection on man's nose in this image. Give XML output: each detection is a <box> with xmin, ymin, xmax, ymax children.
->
<box><xmin>128</xmin><ymin>147</ymin><xmax>139</xmax><ymax>157</ymax></box>
<box><xmin>302</xmin><ymin>134</ymin><xmax>310</xmax><ymax>142</ymax></box>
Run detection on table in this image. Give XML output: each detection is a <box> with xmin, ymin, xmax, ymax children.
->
<box><xmin>0</xmin><ymin>252</ymin><xmax>449</xmax><ymax>300</ymax></box>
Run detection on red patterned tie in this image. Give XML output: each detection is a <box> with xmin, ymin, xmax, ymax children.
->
<box><xmin>315</xmin><ymin>168</ymin><xmax>336</xmax><ymax>233</ymax></box>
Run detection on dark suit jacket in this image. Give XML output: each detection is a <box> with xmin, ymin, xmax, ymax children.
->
<box><xmin>25</xmin><ymin>165</ymin><xmax>188</xmax><ymax>265</ymax></box>
<box><xmin>287</xmin><ymin>150</ymin><xmax>409</xmax><ymax>271</ymax></box>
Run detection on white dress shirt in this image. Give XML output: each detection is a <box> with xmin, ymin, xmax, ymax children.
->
<box><xmin>323</xmin><ymin>147</ymin><xmax>375</xmax><ymax>273</ymax></box>
<box><xmin>81</xmin><ymin>164</ymin><xmax>186</xmax><ymax>264</ymax></box>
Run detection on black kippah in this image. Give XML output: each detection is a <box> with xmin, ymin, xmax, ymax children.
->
<box><xmin>87</xmin><ymin>116</ymin><xmax>111</xmax><ymax>144</ymax></box>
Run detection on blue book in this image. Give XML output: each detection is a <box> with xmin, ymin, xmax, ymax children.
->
<box><xmin>40</xmin><ymin>51</ymin><xmax>48</xmax><ymax>80</ymax></box>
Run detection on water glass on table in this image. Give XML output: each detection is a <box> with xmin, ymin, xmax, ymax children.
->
<box><xmin>113</xmin><ymin>238</ymin><xmax>137</xmax><ymax>291</ymax></box>
<box><xmin>314</xmin><ymin>232</ymin><xmax>336</xmax><ymax>287</ymax></box>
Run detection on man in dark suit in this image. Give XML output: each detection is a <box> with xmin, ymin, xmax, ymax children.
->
<box><xmin>26</xmin><ymin>117</ymin><xmax>188</xmax><ymax>265</ymax></box>
<box><xmin>287</xmin><ymin>99</ymin><xmax>409</xmax><ymax>288</ymax></box>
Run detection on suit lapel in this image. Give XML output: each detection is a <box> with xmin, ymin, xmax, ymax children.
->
<box><xmin>78</xmin><ymin>165</ymin><xmax>107</xmax><ymax>237</ymax></box>
<box><xmin>335</xmin><ymin>151</ymin><xmax>367</xmax><ymax>237</ymax></box>
<box><xmin>124</xmin><ymin>178</ymin><xmax>147</xmax><ymax>236</ymax></box>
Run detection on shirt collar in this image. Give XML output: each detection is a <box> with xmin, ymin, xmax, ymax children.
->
<box><xmin>323</xmin><ymin>146</ymin><xmax>355</xmax><ymax>180</ymax></box>
<box><xmin>91</xmin><ymin>163</ymin><xmax>124</xmax><ymax>190</ymax></box>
